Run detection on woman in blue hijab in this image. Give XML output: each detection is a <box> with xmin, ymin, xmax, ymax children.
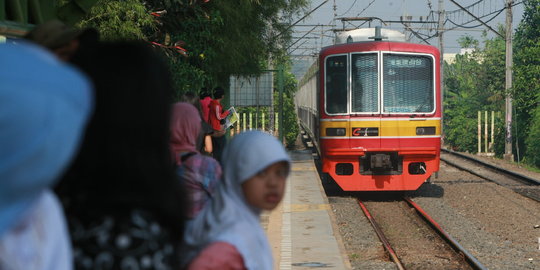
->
<box><xmin>0</xmin><ymin>43</ymin><xmax>92</xmax><ymax>269</ymax></box>
<box><xmin>182</xmin><ymin>131</ymin><xmax>291</xmax><ymax>270</ymax></box>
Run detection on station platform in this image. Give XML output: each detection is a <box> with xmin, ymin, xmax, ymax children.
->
<box><xmin>261</xmin><ymin>149</ymin><xmax>351</xmax><ymax>270</ymax></box>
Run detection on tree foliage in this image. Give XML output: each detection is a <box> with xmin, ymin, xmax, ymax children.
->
<box><xmin>148</xmin><ymin>0</ymin><xmax>305</xmax><ymax>146</ymax></box>
<box><xmin>281</xmin><ymin>68</ymin><xmax>300</xmax><ymax>148</ymax></box>
<box><xmin>444</xmin><ymin>0</ymin><xmax>540</xmax><ymax>168</ymax></box>
<box><xmin>524</xmin><ymin>106</ymin><xmax>540</xmax><ymax>166</ymax></box>
<box><xmin>76</xmin><ymin>0</ymin><xmax>155</xmax><ymax>41</ymax></box>
<box><xmin>513</xmin><ymin>0</ymin><xmax>540</xmax><ymax>165</ymax></box>
<box><xmin>145</xmin><ymin>0</ymin><xmax>307</xmax><ymax>95</ymax></box>
<box><xmin>69</xmin><ymin>0</ymin><xmax>308</xmax><ymax>150</ymax></box>
<box><xmin>75</xmin><ymin>0</ymin><xmax>307</xmax><ymax>95</ymax></box>
<box><xmin>443</xmin><ymin>34</ymin><xmax>506</xmax><ymax>153</ymax></box>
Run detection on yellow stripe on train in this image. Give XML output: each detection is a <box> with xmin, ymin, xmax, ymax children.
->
<box><xmin>320</xmin><ymin>119</ymin><xmax>441</xmax><ymax>137</ymax></box>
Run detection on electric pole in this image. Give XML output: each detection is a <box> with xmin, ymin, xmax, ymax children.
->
<box><xmin>438</xmin><ymin>0</ymin><xmax>445</xmax><ymax>143</ymax></box>
<box><xmin>504</xmin><ymin>0</ymin><xmax>514</xmax><ymax>161</ymax></box>
<box><xmin>333</xmin><ymin>0</ymin><xmax>337</xmax><ymax>19</ymax></box>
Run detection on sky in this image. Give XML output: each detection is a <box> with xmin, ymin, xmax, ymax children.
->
<box><xmin>290</xmin><ymin>0</ymin><xmax>525</xmax><ymax>79</ymax></box>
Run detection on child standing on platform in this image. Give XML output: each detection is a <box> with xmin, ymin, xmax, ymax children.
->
<box><xmin>182</xmin><ymin>131</ymin><xmax>291</xmax><ymax>270</ymax></box>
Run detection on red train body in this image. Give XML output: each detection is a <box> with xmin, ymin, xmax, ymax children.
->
<box><xmin>296</xmin><ymin>29</ymin><xmax>441</xmax><ymax>191</ymax></box>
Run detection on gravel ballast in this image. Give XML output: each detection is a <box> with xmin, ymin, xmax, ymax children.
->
<box><xmin>326</xmin><ymin>157</ymin><xmax>540</xmax><ymax>270</ymax></box>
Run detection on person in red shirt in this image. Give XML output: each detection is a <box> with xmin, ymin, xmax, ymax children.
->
<box><xmin>208</xmin><ymin>87</ymin><xmax>230</xmax><ymax>164</ymax></box>
<box><xmin>199</xmin><ymin>89</ymin><xmax>212</xmax><ymax>124</ymax></box>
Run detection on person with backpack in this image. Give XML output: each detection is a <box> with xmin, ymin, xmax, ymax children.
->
<box><xmin>181</xmin><ymin>92</ymin><xmax>214</xmax><ymax>155</ymax></box>
<box><xmin>170</xmin><ymin>102</ymin><xmax>222</xmax><ymax>218</ymax></box>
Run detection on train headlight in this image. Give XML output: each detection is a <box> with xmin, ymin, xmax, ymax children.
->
<box><xmin>416</xmin><ymin>126</ymin><xmax>436</xmax><ymax>135</ymax></box>
<box><xmin>326</xmin><ymin>128</ymin><xmax>346</xmax><ymax>136</ymax></box>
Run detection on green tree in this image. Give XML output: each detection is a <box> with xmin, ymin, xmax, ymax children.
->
<box><xmin>76</xmin><ymin>0</ymin><xmax>155</xmax><ymax>41</ymax></box>
<box><xmin>443</xmin><ymin>33</ymin><xmax>506</xmax><ymax>153</ymax></box>
<box><xmin>69</xmin><ymin>0</ymin><xmax>306</xmax><ymax>146</ymax></box>
<box><xmin>281</xmin><ymin>68</ymin><xmax>300</xmax><ymax>148</ymax></box>
<box><xmin>443</xmin><ymin>54</ymin><xmax>482</xmax><ymax>152</ymax></box>
<box><xmin>480</xmin><ymin>30</ymin><xmax>506</xmax><ymax>108</ymax></box>
<box><xmin>524</xmin><ymin>106</ymin><xmax>540</xmax><ymax>166</ymax></box>
<box><xmin>513</xmin><ymin>0</ymin><xmax>540</xmax><ymax>165</ymax></box>
<box><xmin>146</xmin><ymin>0</ymin><xmax>307</xmax><ymax>96</ymax></box>
<box><xmin>73</xmin><ymin>0</ymin><xmax>307</xmax><ymax>96</ymax></box>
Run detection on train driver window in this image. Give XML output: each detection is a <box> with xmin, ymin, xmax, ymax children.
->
<box><xmin>383</xmin><ymin>54</ymin><xmax>434</xmax><ymax>114</ymax></box>
<box><xmin>352</xmin><ymin>54</ymin><xmax>378</xmax><ymax>113</ymax></box>
<box><xmin>325</xmin><ymin>55</ymin><xmax>347</xmax><ymax>114</ymax></box>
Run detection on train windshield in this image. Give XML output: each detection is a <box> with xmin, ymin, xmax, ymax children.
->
<box><xmin>352</xmin><ymin>54</ymin><xmax>378</xmax><ymax>113</ymax></box>
<box><xmin>382</xmin><ymin>54</ymin><xmax>434</xmax><ymax>113</ymax></box>
<box><xmin>325</xmin><ymin>55</ymin><xmax>348</xmax><ymax>114</ymax></box>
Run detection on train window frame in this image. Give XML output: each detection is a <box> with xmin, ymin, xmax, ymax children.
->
<box><xmin>350</xmin><ymin>52</ymin><xmax>380</xmax><ymax>114</ymax></box>
<box><xmin>323</xmin><ymin>53</ymin><xmax>349</xmax><ymax>116</ymax></box>
<box><xmin>380</xmin><ymin>52</ymin><xmax>436</xmax><ymax>115</ymax></box>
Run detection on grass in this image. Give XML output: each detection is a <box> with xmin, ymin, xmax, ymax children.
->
<box><xmin>518</xmin><ymin>162</ymin><xmax>540</xmax><ymax>173</ymax></box>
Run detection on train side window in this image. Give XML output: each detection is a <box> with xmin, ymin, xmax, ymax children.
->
<box><xmin>351</xmin><ymin>53</ymin><xmax>378</xmax><ymax>113</ymax></box>
<box><xmin>325</xmin><ymin>55</ymin><xmax>347</xmax><ymax>114</ymax></box>
<box><xmin>382</xmin><ymin>54</ymin><xmax>434</xmax><ymax>113</ymax></box>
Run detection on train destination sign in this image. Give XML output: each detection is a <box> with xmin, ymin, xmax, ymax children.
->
<box><xmin>387</xmin><ymin>58</ymin><xmax>428</xmax><ymax>68</ymax></box>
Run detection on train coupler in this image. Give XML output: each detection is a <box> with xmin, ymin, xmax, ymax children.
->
<box><xmin>360</xmin><ymin>152</ymin><xmax>402</xmax><ymax>175</ymax></box>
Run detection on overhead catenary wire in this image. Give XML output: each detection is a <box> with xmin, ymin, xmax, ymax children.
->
<box><xmin>276</xmin><ymin>0</ymin><xmax>329</xmax><ymax>38</ymax></box>
<box><xmin>356</xmin><ymin>0</ymin><xmax>376</xmax><ymax>17</ymax></box>
<box><xmin>290</xmin><ymin>0</ymin><xmax>523</xmax><ymax>57</ymax></box>
<box><xmin>409</xmin><ymin>0</ymin><xmax>523</xmax><ymax>44</ymax></box>
<box><xmin>287</xmin><ymin>25</ymin><xmax>318</xmax><ymax>51</ymax></box>
<box><xmin>445</xmin><ymin>7</ymin><xmax>504</xmax><ymax>29</ymax></box>
<box><xmin>288</xmin><ymin>40</ymin><xmax>310</xmax><ymax>54</ymax></box>
<box><xmin>448</xmin><ymin>0</ymin><xmax>504</xmax><ymax>38</ymax></box>
<box><xmin>337</xmin><ymin>0</ymin><xmax>358</xmax><ymax>17</ymax></box>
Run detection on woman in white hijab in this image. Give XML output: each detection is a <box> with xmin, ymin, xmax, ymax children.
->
<box><xmin>182</xmin><ymin>131</ymin><xmax>291</xmax><ymax>270</ymax></box>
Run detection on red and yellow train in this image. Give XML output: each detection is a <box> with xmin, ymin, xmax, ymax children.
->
<box><xmin>296</xmin><ymin>27</ymin><xmax>441</xmax><ymax>191</ymax></box>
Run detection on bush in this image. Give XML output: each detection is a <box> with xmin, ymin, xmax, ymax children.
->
<box><xmin>524</xmin><ymin>106</ymin><xmax>540</xmax><ymax>167</ymax></box>
<box><xmin>493</xmin><ymin>113</ymin><xmax>506</xmax><ymax>157</ymax></box>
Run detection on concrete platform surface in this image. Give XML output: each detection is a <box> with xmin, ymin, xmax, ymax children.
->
<box><xmin>262</xmin><ymin>149</ymin><xmax>351</xmax><ymax>270</ymax></box>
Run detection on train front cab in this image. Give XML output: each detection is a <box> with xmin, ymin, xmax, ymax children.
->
<box><xmin>319</xmin><ymin>42</ymin><xmax>441</xmax><ymax>191</ymax></box>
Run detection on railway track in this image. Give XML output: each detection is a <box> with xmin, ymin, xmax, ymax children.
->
<box><xmin>358</xmin><ymin>197</ymin><xmax>486</xmax><ymax>270</ymax></box>
<box><xmin>441</xmin><ymin>149</ymin><xmax>540</xmax><ymax>202</ymax></box>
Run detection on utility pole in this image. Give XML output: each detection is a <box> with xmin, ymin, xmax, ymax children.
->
<box><xmin>333</xmin><ymin>0</ymin><xmax>337</xmax><ymax>19</ymax></box>
<box><xmin>278</xmin><ymin>65</ymin><xmax>284</xmax><ymax>143</ymax></box>
<box><xmin>333</xmin><ymin>0</ymin><xmax>337</xmax><ymax>43</ymax></box>
<box><xmin>438</xmin><ymin>0</ymin><xmax>445</xmax><ymax>143</ymax></box>
<box><xmin>504</xmin><ymin>0</ymin><xmax>514</xmax><ymax>161</ymax></box>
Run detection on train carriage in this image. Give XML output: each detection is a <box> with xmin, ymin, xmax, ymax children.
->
<box><xmin>296</xmin><ymin>27</ymin><xmax>441</xmax><ymax>191</ymax></box>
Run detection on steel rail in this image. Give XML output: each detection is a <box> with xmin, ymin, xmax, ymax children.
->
<box><xmin>357</xmin><ymin>200</ymin><xmax>406</xmax><ymax>270</ymax></box>
<box><xmin>404</xmin><ymin>197</ymin><xmax>488</xmax><ymax>270</ymax></box>
<box><xmin>441</xmin><ymin>148</ymin><xmax>540</xmax><ymax>186</ymax></box>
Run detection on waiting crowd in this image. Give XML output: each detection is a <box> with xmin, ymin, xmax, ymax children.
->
<box><xmin>0</xmin><ymin>20</ymin><xmax>290</xmax><ymax>270</ymax></box>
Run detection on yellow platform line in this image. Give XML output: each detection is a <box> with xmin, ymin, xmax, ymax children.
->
<box><xmin>290</xmin><ymin>204</ymin><xmax>331</xmax><ymax>212</ymax></box>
